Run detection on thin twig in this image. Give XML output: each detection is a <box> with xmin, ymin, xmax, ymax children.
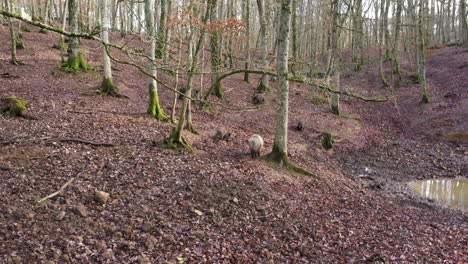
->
<box><xmin>37</xmin><ymin>178</ymin><xmax>75</xmax><ymax>204</ymax></box>
<box><xmin>58</xmin><ymin>138</ymin><xmax>114</xmax><ymax>147</ymax></box>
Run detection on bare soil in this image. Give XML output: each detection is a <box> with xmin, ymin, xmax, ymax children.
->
<box><xmin>0</xmin><ymin>25</ymin><xmax>466</xmax><ymax>263</ymax></box>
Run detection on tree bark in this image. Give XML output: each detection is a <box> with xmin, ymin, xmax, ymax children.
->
<box><xmin>256</xmin><ymin>0</ymin><xmax>270</xmax><ymax>92</ymax></box>
<box><xmin>209</xmin><ymin>0</ymin><xmax>223</xmax><ymax>98</ymax></box>
<box><xmin>59</xmin><ymin>0</ymin><xmax>90</xmax><ymax>71</ymax></box>
<box><xmin>99</xmin><ymin>0</ymin><xmax>120</xmax><ymax>96</ymax></box>
<box><xmin>145</xmin><ymin>0</ymin><xmax>169</xmax><ymax>121</ymax></box>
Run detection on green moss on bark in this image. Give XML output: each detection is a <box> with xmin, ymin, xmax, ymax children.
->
<box><xmin>59</xmin><ymin>53</ymin><xmax>91</xmax><ymax>72</ymax></box>
<box><xmin>264</xmin><ymin>145</ymin><xmax>317</xmax><ymax>177</ymax></box>
<box><xmin>421</xmin><ymin>93</ymin><xmax>430</xmax><ymax>104</ymax></box>
<box><xmin>157</xmin><ymin>128</ymin><xmax>194</xmax><ymax>152</ymax></box>
<box><xmin>212</xmin><ymin>81</ymin><xmax>224</xmax><ymax>98</ymax></box>
<box><xmin>331</xmin><ymin>104</ymin><xmax>340</xmax><ymax>116</ymax></box>
<box><xmin>256</xmin><ymin>81</ymin><xmax>270</xmax><ymax>93</ymax></box>
<box><xmin>2</xmin><ymin>96</ymin><xmax>38</xmax><ymax>119</ymax></box>
<box><xmin>4</xmin><ymin>96</ymin><xmax>28</xmax><ymax>116</ymax></box>
<box><xmin>321</xmin><ymin>132</ymin><xmax>334</xmax><ymax>150</ymax></box>
<box><xmin>14</xmin><ymin>35</ymin><xmax>25</xmax><ymax>49</ymax></box>
<box><xmin>147</xmin><ymin>83</ymin><xmax>169</xmax><ymax>122</ymax></box>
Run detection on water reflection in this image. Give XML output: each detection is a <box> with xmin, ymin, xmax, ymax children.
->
<box><xmin>410</xmin><ymin>179</ymin><xmax>467</xmax><ymax>211</ymax></box>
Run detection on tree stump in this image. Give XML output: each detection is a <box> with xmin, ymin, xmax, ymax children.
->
<box><xmin>321</xmin><ymin>132</ymin><xmax>334</xmax><ymax>150</ymax></box>
<box><xmin>1</xmin><ymin>96</ymin><xmax>37</xmax><ymax>119</ymax></box>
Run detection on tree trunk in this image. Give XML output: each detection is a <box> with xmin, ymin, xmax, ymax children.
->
<box><xmin>392</xmin><ymin>0</ymin><xmax>403</xmax><ymax>83</ymax></box>
<box><xmin>6</xmin><ymin>0</ymin><xmax>19</xmax><ymax>65</ymax></box>
<box><xmin>156</xmin><ymin>0</ymin><xmax>167</xmax><ymax>58</ymax></box>
<box><xmin>266</xmin><ymin>0</ymin><xmax>314</xmax><ymax>176</ymax></box>
<box><xmin>145</xmin><ymin>0</ymin><xmax>169</xmax><ymax>121</ymax></box>
<box><xmin>291</xmin><ymin>0</ymin><xmax>298</xmax><ymax>59</ymax></box>
<box><xmin>256</xmin><ymin>0</ymin><xmax>270</xmax><ymax>92</ymax></box>
<box><xmin>418</xmin><ymin>0</ymin><xmax>429</xmax><ymax>103</ymax></box>
<box><xmin>460</xmin><ymin>0</ymin><xmax>468</xmax><ymax>43</ymax></box>
<box><xmin>59</xmin><ymin>0</ymin><xmax>90</xmax><ymax>71</ymax></box>
<box><xmin>209</xmin><ymin>0</ymin><xmax>223</xmax><ymax>98</ymax></box>
<box><xmin>99</xmin><ymin>0</ymin><xmax>120</xmax><ymax>96</ymax></box>
<box><xmin>268</xmin><ymin>0</ymin><xmax>292</xmax><ymax>163</ymax></box>
<box><xmin>243</xmin><ymin>0</ymin><xmax>251</xmax><ymax>83</ymax></box>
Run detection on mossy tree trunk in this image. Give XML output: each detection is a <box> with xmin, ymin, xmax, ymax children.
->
<box><xmin>156</xmin><ymin>0</ymin><xmax>167</xmax><ymax>59</ymax></box>
<box><xmin>166</xmin><ymin>0</ymin><xmax>211</xmax><ymax>149</ymax></box>
<box><xmin>265</xmin><ymin>0</ymin><xmax>314</xmax><ymax>177</ymax></box>
<box><xmin>99</xmin><ymin>0</ymin><xmax>120</xmax><ymax>97</ymax></box>
<box><xmin>145</xmin><ymin>0</ymin><xmax>169</xmax><ymax>121</ymax></box>
<box><xmin>59</xmin><ymin>0</ymin><xmax>90</xmax><ymax>72</ymax></box>
<box><xmin>326</xmin><ymin>0</ymin><xmax>341</xmax><ymax>116</ymax></box>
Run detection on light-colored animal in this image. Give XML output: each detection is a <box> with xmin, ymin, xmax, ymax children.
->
<box><xmin>248</xmin><ymin>134</ymin><xmax>264</xmax><ymax>158</ymax></box>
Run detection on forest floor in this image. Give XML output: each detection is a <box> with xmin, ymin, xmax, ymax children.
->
<box><xmin>0</xmin><ymin>25</ymin><xmax>467</xmax><ymax>263</ymax></box>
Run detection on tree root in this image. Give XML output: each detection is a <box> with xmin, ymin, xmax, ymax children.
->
<box><xmin>264</xmin><ymin>148</ymin><xmax>317</xmax><ymax>177</ymax></box>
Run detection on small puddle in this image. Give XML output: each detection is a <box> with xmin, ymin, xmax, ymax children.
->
<box><xmin>409</xmin><ymin>179</ymin><xmax>468</xmax><ymax>211</ymax></box>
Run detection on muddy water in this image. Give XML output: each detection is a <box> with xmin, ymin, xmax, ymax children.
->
<box><xmin>410</xmin><ymin>179</ymin><xmax>467</xmax><ymax>211</ymax></box>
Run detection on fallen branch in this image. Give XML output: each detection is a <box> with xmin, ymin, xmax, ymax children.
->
<box><xmin>68</xmin><ymin>110</ymin><xmax>95</xmax><ymax>115</ymax></box>
<box><xmin>206</xmin><ymin>69</ymin><xmax>389</xmax><ymax>102</ymax></box>
<box><xmin>37</xmin><ymin>177</ymin><xmax>75</xmax><ymax>204</ymax></box>
<box><xmin>58</xmin><ymin>138</ymin><xmax>114</xmax><ymax>147</ymax></box>
<box><xmin>0</xmin><ymin>165</ymin><xmax>11</xmax><ymax>171</ymax></box>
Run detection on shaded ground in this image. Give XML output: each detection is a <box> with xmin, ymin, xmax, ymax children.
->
<box><xmin>0</xmin><ymin>25</ymin><xmax>466</xmax><ymax>263</ymax></box>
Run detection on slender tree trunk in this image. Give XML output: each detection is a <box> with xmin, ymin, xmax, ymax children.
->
<box><xmin>379</xmin><ymin>0</ymin><xmax>388</xmax><ymax>86</ymax></box>
<box><xmin>392</xmin><ymin>0</ymin><xmax>403</xmax><ymax>83</ymax></box>
<box><xmin>266</xmin><ymin>0</ymin><xmax>312</xmax><ymax>176</ymax></box>
<box><xmin>6</xmin><ymin>0</ymin><xmax>19</xmax><ymax>65</ymax></box>
<box><xmin>209</xmin><ymin>0</ymin><xmax>223</xmax><ymax>98</ymax></box>
<box><xmin>419</xmin><ymin>0</ymin><xmax>429</xmax><ymax>103</ymax></box>
<box><xmin>256</xmin><ymin>0</ymin><xmax>270</xmax><ymax>92</ymax></box>
<box><xmin>268</xmin><ymin>0</ymin><xmax>292</xmax><ymax>163</ymax></box>
<box><xmin>460</xmin><ymin>0</ymin><xmax>468</xmax><ymax>43</ymax></box>
<box><xmin>99</xmin><ymin>0</ymin><xmax>120</xmax><ymax>96</ymax></box>
<box><xmin>291</xmin><ymin>0</ymin><xmax>298</xmax><ymax>59</ymax></box>
<box><xmin>243</xmin><ymin>0</ymin><xmax>251</xmax><ymax>83</ymax></box>
<box><xmin>145</xmin><ymin>0</ymin><xmax>169</xmax><ymax>121</ymax></box>
<box><xmin>156</xmin><ymin>0</ymin><xmax>167</xmax><ymax>58</ymax></box>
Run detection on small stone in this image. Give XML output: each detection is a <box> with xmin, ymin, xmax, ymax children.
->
<box><xmin>193</xmin><ymin>209</ymin><xmax>204</xmax><ymax>216</ymax></box>
<box><xmin>145</xmin><ymin>235</ymin><xmax>158</xmax><ymax>250</ymax></box>
<box><xmin>232</xmin><ymin>197</ymin><xmax>239</xmax><ymax>204</ymax></box>
<box><xmin>53</xmin><ymin>249</ymin><xmax>62</xmax><ymax>259</ymax></box>
<box><xmin>95</xmin><ymin>191</ymin><xmax>110</xmax><ymax>204</ymax></box>
<box><xmin>102</xmin><ymin>249</ymin><xmax>114</xmax><ymax>259</ymax></box>
<box><xmin>75</xmin><ymin>204</ymin><xmax>88</xmax><ymax>217</ymax></box>
<box><xmin>56</xmin><ymin>211</ymin><xmax>66</xmax><ymax>220</ymax></box>
<box><xmin>141</xmin><ymin>222</ymin><xmax>152</xmax><ymax>232</ymax></box>
<box><xmin>96</xmin><ymin>240</ymin><xmax>107</xmax><ymax>251</ymax></box>
<box><xmin>139</xmin><ymin>254</ymin><xmax>151</xmax><ymax>264</ymax></box>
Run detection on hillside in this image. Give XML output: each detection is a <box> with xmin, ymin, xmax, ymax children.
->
<box><xmin>0</xmin><ymin>26</ymin><xmax>467</xmax><ymax>263</ymax></box>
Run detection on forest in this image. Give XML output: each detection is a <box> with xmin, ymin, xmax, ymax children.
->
<box><xmin>0</xmin><ymin>0</ymin><xmax>467</xmax><ymax>262</ymax></box>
